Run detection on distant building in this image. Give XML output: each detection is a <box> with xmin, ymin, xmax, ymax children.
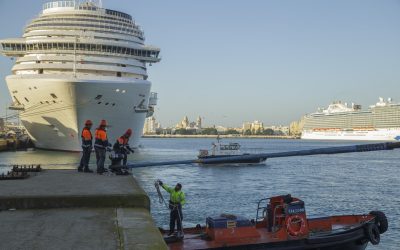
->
<box><xmin>215</xmin><ymin>126</ymin><xmax>227</xmax><ymax>133</ymax></box>
<box><xmin>143</xmin><ymin>117</ymin><xmax>161</xmax><ymax>134</ymax></box>
<box><xmin>196</xmin><ymin>116</ymin><xmax>202</xmax><ymax>128</ymax></box>
<box><xmin>289</xmin><ymin>117</ymin><xmax>305</xmax><ymax>136</ymax></box>
<box><xmin>265</xmin><ymin>125</ymin><xmax>290</xmax><ymax>135</ymax></box>
<box><xmin>175</xmin><ymin>115</ymin><xmax>203</xmax><ymax>130</ymax></box>
<box><xmin>176</xmin><ymin>116</ymin><xmax>190</xmax><ymax>129</ymax></box>
<box><xmin>242</xmin><ymin>120</ymin><xmax>264</xmax><ymax>134</ymax></box>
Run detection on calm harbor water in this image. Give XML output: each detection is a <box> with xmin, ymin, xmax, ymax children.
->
<box><xmin>0</xmin><ymin>138</ymin><xmax>399</xmax><ymax>249</ymax></box>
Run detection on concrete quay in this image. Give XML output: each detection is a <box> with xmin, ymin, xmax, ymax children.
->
<box><xmin>0</xmin><ymin>170</ymin><xmax>167</xmax><ymax>250</ymax></box>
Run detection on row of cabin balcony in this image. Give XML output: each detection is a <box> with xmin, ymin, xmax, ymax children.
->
<box><xmin>39</xmin><ymin>13</ymin><xmax>135</xmax><ymax>25</ymax></box>
<box><xmin>14</xmin><ymin>67</ymin><xmax>146</xmax><ymax>79</ymax></box>
<box><xmin>0</xmin><ymin>42</ymin><xmax>160</xmax><ymax>62</ymax></box>
<box><xmin>30</xmin><ymin>17</ymin><xmax>138</xmax><ymax>31</ymax></box>
<box><xmin>25</xmin><ymin>22</ymin><xmax>143</xmax><ymax>37</ymax></box>
<box><xmin>42</xmin><ymin>1</ymin><xmax>132</xmax><ymax>20</ymax></box>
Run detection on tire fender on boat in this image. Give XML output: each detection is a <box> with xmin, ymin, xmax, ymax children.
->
<box><xmin>369</xmin><ymin>210</ymin><xmax>388</xmax><ymax>234</ymax></box>
<box><xmin>365</xmin><ymin>223</ymin><xmax>380</xmax><ymax>245</ymax></box>
<box><xmin>286</xmin><ymin>215</ymin><xmax>306</xmax><ymax>237</ymax></box>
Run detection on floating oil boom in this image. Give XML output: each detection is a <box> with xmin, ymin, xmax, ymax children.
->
<box><xmin>125</xmin><ymin>142</ymin><xmax>400</xmax><ymax>168</ymax></box>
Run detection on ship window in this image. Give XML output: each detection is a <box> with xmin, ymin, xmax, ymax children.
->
<box><xmin>38</xmin><ymin>69</ymin><xmax>43</xmax><ymax>74</ymax></box>
<box><xmin>116</xmin><ymin>89</ymin><xmax>120</xmax><ymax>92</ymax></box>
<box><xmin>53</xmin><ymin>100</ymin><xmax>57</xmax><ymax>103</ymax></box>
<box><xmin>112</xmin><ymin>103</ymin><xmax>116</xmax><ymax>106</ymax></box>
<box><xmin>50</xmin><ymin>93</ymin><xmax>58</xmax><ymax>99</ymax></box>
<box><xmin>40</xmin><ymin>101</ymin><xmax>43</xmax><ymax>104</ymax></box>
<box><xmin>105</xmin><ymin>102</ymin><xmax>109</xmax><ymax>105</ymax></box>
<box><xmin>24</xmin><ymin>97</ymin><xmax>29</xmax><ymax>102</ymax></box>
<box><xmin>46</xmin><ymin>101</ymin><xmax>49</xmax><ymax>104</ymax></box>
<box><xmin>34</xmin><ymin>86</ymin><xmax>37</xmax><ymax>89</ymax></box>
<box><xmin>95</xmin><ymin>95</ymin><xmax>102</xmax><ymax>100</ymax></box>
<box><xmin>117</xmin><ymin>72</ymin><xmax>121</xmax><ymax>77</ymax></box>
<box><xmin>97</xmin><ymin>102</ymin><xmax>102</xmax><ymax>104</ymax></box>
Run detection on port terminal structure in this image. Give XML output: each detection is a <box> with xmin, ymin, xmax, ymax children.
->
<box><xmin>125</xmin><ymin>142</ymin><xmax>400</xmax><ymax>168</ymax></box>
<box><xmin>0</xmin><ymin>170</ymin><xmax>167</xmax><ymax>250</ymax></box>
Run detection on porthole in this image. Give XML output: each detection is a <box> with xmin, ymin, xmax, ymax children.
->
<box><xmin>34</xmin><ymin>86</ymin><xmax>37</xmax><ymax>89</ymax></box>
<box><xmin>116</xmin><ymin>89</ymin><xmax>120</xmax><ymax>92</ymax></box>
<box><xmin>105</xmin><ymin>102</ymin><xmax>109</xmax><ymax>105</ymax></box>
<box><xmin>45</xmin><ymin>101</ymin><xmax>49</xmax><ymax>104</ymax></box>
<box><xmin>53</xmin><ymin>100</ymin><xmax>56</xmax><ymax>103</ymax></box>
<box><xmin>122</xmin><ymin>90</ymin><xmax>126</xmax><ymax>93</ymax></box>
<box><xmin>112</xmin><ymin>103</ymin><xmax>116</xmax><ymax>106</ymax></box>
<box><xmin>50</xmin><ymin>93</ymin><xmax>58</xmax><ymax>99</ymax></box>
<box><xmin>95</xmin><ymin>95</ymin><xmax>102</xmax><ymax>100</ymax></box>
<box><xmin>97</xmin><ymin>102</ymin><xmax>102</xmax><ymax>104</ymax></box>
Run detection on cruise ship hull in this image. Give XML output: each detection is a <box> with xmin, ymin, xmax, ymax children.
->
<box><xmin>302</xmin><ymin>129</ymin><xmax>400</xmax><ymax>141</ymax></box>
<box><xmin>7</xmin><ymin>75</ymin><xmax>151</xmax><ymax>151</ymax></box>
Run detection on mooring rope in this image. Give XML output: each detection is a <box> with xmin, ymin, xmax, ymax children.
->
<box><xmin>155</xmin><ymin>180</ymin><xmax>184</xmax><ymax>236</ymax></box>
<box><xmin>154</xmin><ymin>180</ymin><xmax>169</xmax><ymax>209</ymax></box>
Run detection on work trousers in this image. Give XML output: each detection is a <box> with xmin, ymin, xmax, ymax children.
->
<box><xmin>122</xmin><ymin>153</ymin><xmax>128</xmax><ymax>166</ymax></box>
<box><xmin>79</xmin><ymin>147</ymin><xmax>92</xmax><ymax>168</ymax></box>
<box><xmin>95</xmin><ymin>147</ymin><xmax>106</xmax><ymax>171</ymax></box>
<box><xmin>170</xmin><ymin>203</ymin><xmax>183</xmax><ymax>233</ymax></box>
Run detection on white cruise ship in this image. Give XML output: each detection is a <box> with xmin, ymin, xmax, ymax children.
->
<box><xmin>301</xmin><ymin>98</ymin><xmax>400</xmax><ymax>141</ymax></box>
<box><xmin>0</xmin><ymin>1</ymin><xmax>160</xmax><ymax>151</ymax></box>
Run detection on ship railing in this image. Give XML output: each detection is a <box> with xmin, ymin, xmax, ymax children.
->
<box><xmin>255</xmin><ymin>198</ymin><xmax>270</xmax><ymax>224</ymax></box>
<box><xmin>148</xmin><ymin>92</ymin><xmax>158</xmax><ymax>106</ymax></box>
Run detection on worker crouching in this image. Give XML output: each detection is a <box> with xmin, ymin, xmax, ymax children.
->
<box><xmin>113</xmin><ymin>129</ymin><xmax>134</xmax><ymax>166</ymax></box>
<box><xmin>158</xmin><ymin>180</ymin><xmax>186</xmax><ymax>237</ymax></box>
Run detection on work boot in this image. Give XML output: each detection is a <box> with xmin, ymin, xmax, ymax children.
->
<box><xmin>77</xmin><ymin>166</ymin><xmax>83</xmax><ymax>172</ymax></box>
<box><xmin>83</xmin><ymin>167</ymin><xmax>93</xmax><ymax>173</ymax></box>
<box><xmin>97</xmin><ymin>168</ymin><xmax>107</xmax><ymax>174</ymax></box>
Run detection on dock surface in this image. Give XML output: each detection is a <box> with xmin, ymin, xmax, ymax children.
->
<box><xmin>0</xmin><ymin>170</ymin><xmax>167</xmax><ymax>250</ymax></box>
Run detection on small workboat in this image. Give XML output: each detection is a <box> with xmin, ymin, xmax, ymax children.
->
<box><xmin>197</xmin><ymin>137</ymin><xmax>266</xmax><ymax>164</ymax></box>
<box><xmin>161</xmin><ymin>194</ymin><xmax>387</xmax><ymax>250</ymax></box>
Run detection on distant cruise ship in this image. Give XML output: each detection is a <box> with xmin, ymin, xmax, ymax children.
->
<box><xmin>0</xmin><ymin>1</ymin><xmax>160</xmax><ymax>151</ymax></box>
<box><xmin>301</xmin><ymin>98</ymin><xmax>400</xmax><ymax>141</ymax></box>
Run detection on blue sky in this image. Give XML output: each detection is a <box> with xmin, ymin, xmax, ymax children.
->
<box><xmin>0</xmin><ymin>0</ymin><xmax>399</xmax><ymax>127</ymax></box>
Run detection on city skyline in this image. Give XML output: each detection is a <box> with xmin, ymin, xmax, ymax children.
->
<box><xmin>1</xmin><ymin>0</ymin><xmax>400</xmax><ymax>127</ymax></box>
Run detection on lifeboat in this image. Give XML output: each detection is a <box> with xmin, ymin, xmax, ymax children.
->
<box><xmin>161</xmin><ymin>194</ymin><xmax>387</xmax><ymax>250</ymax></box>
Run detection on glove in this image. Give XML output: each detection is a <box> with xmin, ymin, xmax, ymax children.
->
<box><xmin>158</xmin><ymin>180</ymin><xmax>163</xmax><ymax>186</ymax></box>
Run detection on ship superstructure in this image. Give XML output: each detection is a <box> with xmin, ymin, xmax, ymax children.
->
<box><xmin>0</xmin><ymin>0</ymin><xmax>160</xmax><ymax>151</ymax></box>
<box><xmin>301</xmin><ymin>98</ymin><xmax>400</xmax><ymax>141</ymax></box>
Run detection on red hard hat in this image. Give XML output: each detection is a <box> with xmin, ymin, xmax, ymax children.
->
<box><xmin>85</xmin><ymin>120</ymin><xmax>93</xmax><ymax>126</ymax></box>
<box><xmin>100</xmin><ymin>119</ymin><xmax>107</xmax><ymax>127</ymax></box>
<box><xmin>125</xmin><ymin>128</ymin><xmax>132</xmax><ymax>136</ymax></box>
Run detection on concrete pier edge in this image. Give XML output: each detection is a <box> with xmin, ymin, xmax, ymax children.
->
<box><xmin>0</xmin><ymin>169</ymin><xmax>167</xmax><ymax>250</ymax></box>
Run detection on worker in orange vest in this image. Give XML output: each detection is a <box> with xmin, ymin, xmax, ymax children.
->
<box><xmin>112</xmin><ymin>129</ymin><xmax>134</xmax><ymax>166</ymax></box>
<box><xmin>78</xmin><ymin>120</ymin><xmax>93</xmax><ymax>173</ymax></box>
<box><xmin>94</xmin><ymin>119</ymin><xmax>111</xmax><ymax>174</ymax></box>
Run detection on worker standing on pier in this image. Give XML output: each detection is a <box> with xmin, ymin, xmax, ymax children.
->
<box><xmin>78</xmin><ymin>120</ymin><xmax>93</xmax><ymax>173</ymax></box>
<box><xmin>94</xmin><ymin>119</ymin><xmax>111</xmax><ymax>174</ymax></box>
<box><xmin>158</xmin><ymin>180</ymin><xmax>186</xmax><ymax>236</ymax></box>
<box><xmin>113</xmin><ymin>129</ymin><xmax>134</xmax><ymax>166</ymax></box>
